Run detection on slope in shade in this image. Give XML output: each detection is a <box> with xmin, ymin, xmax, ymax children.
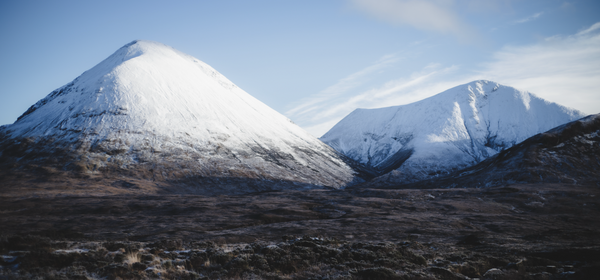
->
<box><xmin>321</xmin><ymin>80</ymin><xmax>586</xmax><ymax>183</ymax></box>
<box><xmin>362</xmin><ymin>113</ymin><xmax>600</xmax><ymax>189</ymax></box>
<box><xmin>0</xmin><ymin>40</ymin><xmax>362</xmax><ymax>194</ymax></box>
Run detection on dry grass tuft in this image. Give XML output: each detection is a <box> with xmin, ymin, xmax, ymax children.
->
<box><xmin>124</xmin><ymin>252</ymin><xmax>141</xmax><ymax>266</ymax></box>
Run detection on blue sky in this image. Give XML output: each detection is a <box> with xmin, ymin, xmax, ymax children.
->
<box><xmin>1</xmin><ymin>0</ymin><xmax>599</xmax><ymax>136</ymax></box>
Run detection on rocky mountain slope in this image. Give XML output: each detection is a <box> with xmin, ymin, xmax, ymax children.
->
<box><xmin>0</xmin><ymin>40</ymin><xmax>366</xmax><ymax>195</ymax></box>
<box><xmin>321</xmin><ymin>80</ymin><xmax>586</xmax><ymax>184</ymax></box>
<box><xmin>362</xmin><ymin>113</ymin><xmax>600</xmax><ymax>189</ymax></box>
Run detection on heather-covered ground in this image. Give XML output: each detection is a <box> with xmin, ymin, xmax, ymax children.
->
<box><xmin>1</xmin><ymin>183</ymin><xmax>599</xmax><ymax>279</ymax></box>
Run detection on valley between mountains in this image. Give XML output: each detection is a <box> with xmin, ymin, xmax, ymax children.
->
<box><xmin>0</xmin><ymin>41</ymin><xmax>598</xmax><ymax>279</ymax></box>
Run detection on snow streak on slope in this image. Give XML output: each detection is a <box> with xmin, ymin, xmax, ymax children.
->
<box><xmin>0</xmin><ymin>40</ymin><xmax>361</xmax><ymax>193</ymax></box>
<box><xmin>321</xmin><ymin>80</ymin><xmax>586</xmax><ymax>183</ymax></box>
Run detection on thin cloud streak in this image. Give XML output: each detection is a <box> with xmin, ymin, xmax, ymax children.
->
<box><xmin>578</xmin><ymin>22</ymin><xmax>600</xmax><ymax>36</ymax></box>
<box><xmin>288</xmin><ymin>63</ymin><xmax>460</xmax><ymax>137</ymax></box>
<box><xmin>286</xmin><ymin>53</ymin><xmax>399</xmax><ymax>117</ymax></box>
<box><xmin>513</xmin><ymin>12</ymin><xmax>544</xmax><ymax>24</ymax></box>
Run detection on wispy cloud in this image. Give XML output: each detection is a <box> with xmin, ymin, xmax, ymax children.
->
<box><xmin>348</xmin><ymin>0</ymin><xmax>478</xmax><ymax>43</ymax></box>
<box><xmin>287</xmin><ymin>62</ymin><xmax>461</xmax><ymax>137</ymax></box>
<box><xmin>513</xmin><ymin>12</ymin><xmax>544</xmax><ymax>24</ymax></box>
<box><xmin>577</xmin><ymin>22</ymin><xmax>600</xmax><ymax>36</ymax></box>
<box><xmin>475</xmin><ymin>22</ymin><xmax>600</xmax><ymax>115</ymax></box>
<box><xmin>286</xmin><ymin>54</ymin><xmax>399</xmax><ymax>117</ymax></box>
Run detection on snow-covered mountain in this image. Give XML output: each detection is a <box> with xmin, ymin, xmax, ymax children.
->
<box><xmin>321</xmin><ymin>80</ymin><xmax>586</xmax><ymax>183</ymax></box>
<box><xmin>0</xmin><ymin>40</ymin><xmax>363</xmax><ymax>194</ymax></box>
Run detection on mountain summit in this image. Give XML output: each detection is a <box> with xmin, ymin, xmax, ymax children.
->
<box><xmin>321</xmin><ymin>80</ymin><xmax>586</xmax><ymax>183</ymax></box>
<box><xmin>0</xmin><ymin>40</ymin><xmax>363</xmax><ymax>195</ymax></box>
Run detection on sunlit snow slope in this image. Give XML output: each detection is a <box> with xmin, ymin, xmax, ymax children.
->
<box><xmin>321</xmin><ymin>80</ymin><xmax>586</xmax><ymax>183</ymax></box>
<box><xmin>0</xmin><ymin>40</ymin><xmax>361</xmax><ymax>193</ymax></box>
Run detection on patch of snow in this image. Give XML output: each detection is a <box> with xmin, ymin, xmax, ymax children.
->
<box><xmin>1</xmin><ymin>256</ymin><xmax>17</xmax><ymax>263</ymax></box>
<box><xmin>554</xmin><ymin>143</ymin><xmax>565</xmax><ymax>148</ymax></box>
<box><xmin>53</xmin><ymin>249</ymin><xmax>90</xmax><ymax>254</ymax></box>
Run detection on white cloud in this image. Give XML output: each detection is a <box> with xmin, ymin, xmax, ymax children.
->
<box><xmin>475</xmin><ymin>22</ymin><xmax>600</xmax><ymax>115</ymax></box>
<box><xmin>513</xmin><ymin>12</ymin><xmax>544</xmax><ymax>24</ymax></box>
<box><xmin>348</xmin><ymin>0</ymin><xmax>478</xmax><ymax>42</ymax></box>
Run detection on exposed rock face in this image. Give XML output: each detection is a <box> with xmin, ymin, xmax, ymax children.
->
<box><xmin>0</xmin><ymin>40</ymin><xmax>365</xmax><ymax>195</ymax></box>
<box><xmin>321</xmin><ymin>80</ymin><xmax>586</xmax><ymax>184</ymax></box>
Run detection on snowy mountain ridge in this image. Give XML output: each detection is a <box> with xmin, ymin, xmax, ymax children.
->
<box><xmin>321</xmin><ymin>80</ymin><xmax>586</xmax><ymax>183</ymax></box>
<box><xmin>0</xmin><ymin>40</ymin><xmax>362</xmax><ymax>194</ymax></box>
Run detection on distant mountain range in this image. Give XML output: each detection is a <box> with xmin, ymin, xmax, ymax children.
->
<box><xmin>0</xmin><ymin>41</ymin><xmax>595</xmax><ymax>196</ymax></box>
<box><xmin>321</xmin><ymin>80</ymin><xmax>586</xmax><ymax>183</ymax></box>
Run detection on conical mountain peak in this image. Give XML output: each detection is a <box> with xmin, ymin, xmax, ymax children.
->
<box><xmin>1</xmin><ymin>41</ymin><xmax>363</xmax><ymax>195</ymax></box>
<box><xmin>10</xmin><ymin>40</ymin><xmax>275</xmax><ymax>140</ymax></box>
